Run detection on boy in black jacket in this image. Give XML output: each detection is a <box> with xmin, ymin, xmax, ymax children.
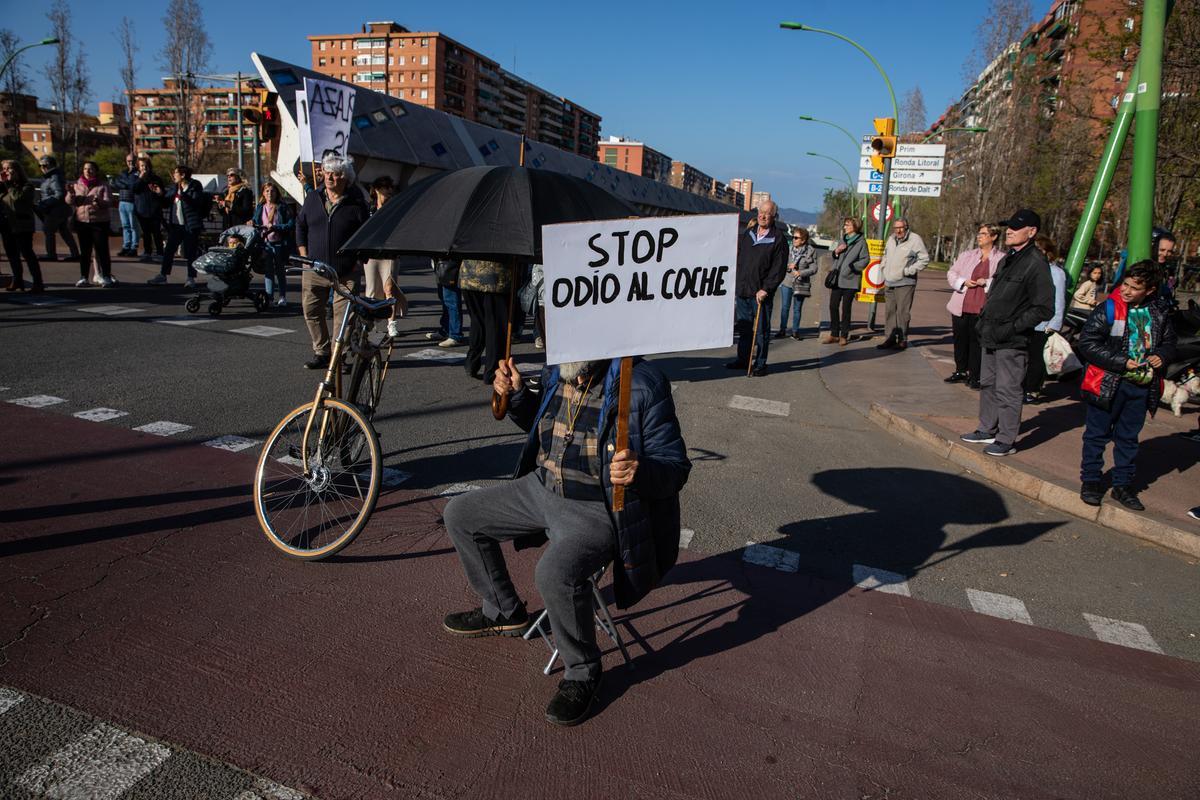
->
<box><xmin>1076</xmin><ymin>260</ymin><xmax>1177</xmax><ymax>510</ymax></box>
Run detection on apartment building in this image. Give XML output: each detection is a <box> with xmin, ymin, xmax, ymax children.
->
<box><xmin>669</xmin><ymin>160</ymin><xmax>715</xmax><ymax>197</ymax></box>
<box><xmin>596</xmin><ymin>136</ymin><xmax>672</xmax><ymax>183</ymax></box>
<box><xmin>729</xmin><ymin>178</ymin><xmax>754</xmax><ymax>211</ymax></box>
<box><xmin>308</xmin><ymin>21</ymin><xmax>600</xmax><ymax>159</ymax></box>
<box><xmin>128</xmin><ymin>78</ymin><xmax>268</xmax><ymax>160</ymax></box>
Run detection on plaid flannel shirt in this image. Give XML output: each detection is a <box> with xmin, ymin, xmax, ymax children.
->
<box><xmin>536</xmin><ymin>379</ymin><xmax>605</xmax><ymax>501</ymax></box>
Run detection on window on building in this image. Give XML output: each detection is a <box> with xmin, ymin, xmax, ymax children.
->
<box><xmin>318</xmin><ymin>57</ymin><xmax>326</xmax><ymax>66</ymax></box>
<box><xmin>420</xmin><ymin>89</ymin><xmax>428</xmax><ymax>99</ymax></box>
<box><xmin>421</xmin><ymin>38</ymin><xmax>428</xmax><ymax>46</ymax></box>
<box><xmin>340</xmin><ymin>41</ymin><xmax>347</xmax><ymax>49</ymax></box>
<box><xmin>1123</xmin><ymin>18</ymin><xmax>1134</xmax><ymax>31</ymax></box>
<box><xmin>1116</xmin><ymin>70</ymin><xmax>1124</xmax><ymax>82</ymax></box>
<box><xmin>421</xmin><ymin>73</ymin><xmax>428</xmax><ymax>83</ymax></box>
<box><xmin>398</xmin><ymin>56</ymin><xmax>405</xmax><ymax>65</ymax></box>
<box><xmin>421</xmin><ymin>55</ymin><xmax>429</xmax><ymax>65</ymax></box>
<box><xmin>341</xmin><ymin>57</ymin><xmax>347</xmax><ymax>66</ymax></box>
<box><xmin>320</xmin><ymin>41</ymin><xmax>327</xmax><ymax>51</ymax></box>
<box><xmin>389</xmin><ymin>56</ymin><xmax>394</xmax><ymax>65</ymax></box>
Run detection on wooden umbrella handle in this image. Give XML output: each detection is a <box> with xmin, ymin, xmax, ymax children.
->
<box><xmin>491</xmin><ymin>261</ymin><xmax>518</xmax><ymax>420</ymax></box>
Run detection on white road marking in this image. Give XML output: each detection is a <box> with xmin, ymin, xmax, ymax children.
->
<box><xmin>9</xmin><ymin>394</ymin><xmax>67</xmax><ymax>408</ymax></box>
<box><xmin>679</xmin><ymin>528</ymin><xmax>695</xmax><ymax>549</ymax></box>
<box><xmin>405</xmin><ymin>347</ymin><xmax>466</xmax><ymax>363</ymax></box>
<box><xmin>276</xmin><ymin>454</ymin><xmax>305</xmax><ymax>467</ymax></box>
<box><xmin>73</xmin><ymin>408</ymin><xmax>130</xmax><ymax>423</ymax></box>
<box><xmin>377</xmin><ymin>467</ymin><xmax>412</xmax><ymax>487</ymax></box>
<box><xmin>79</xmin><ymin>305</ymin><xmax>141</xmax><ymax>316</ymax></box>
<box><xmin>0</xmin><ymin>686</ymin><xmax>25</xmax><ymax>714</ymax></box>
<box><xmin>231</xmin><ymin>325</ymin><xmax>293</xmax><ymax>337</ymax></box>
<box><xmin>743</xmin><ymin>541</ymin><xmax>799</xmax><ymax>573</ymax></box>
<box><xmin>0</xmin><ymin>386</ymin><xmax>10</xmax><ymax>392</ymax></box>
<box><xmin>440</xmin><ymin>482</ymin><xmax>482</xmax><ymax>496</ymax></box>
<box><xmin>14</xmin><ymin>723</ymin><xmax>172</xmax><ymax>800</ymax></box>
<box><xmin>8</xmin><ymin>295</ymin><xmax>73</xmax><ymax>306</ymax></box>
<box><xmin>937</xmin><ymin>357</ymin><xmax>956</xmax><ymax>365</ymax></box>
<box><xmin>852</xmin><ymin>564</ymin><xmax>912</xmax><ymax>596</ymax></box>
<box><xmin>729</xmin><ymin>395</ymin><xmax>790</xmax><ymax>417</ymax></box>
<box><xmin>1083</xmin><ymin>613</ymin><xmax>1163</xmax><ymax>654</ymax></box>
<box><xmin>204</xmin><ymin>435</ymin><xmax>260</xmax><ymax>453</ymax></box>
<box><xmin>966</xmin><ymin>588</ymin><xmax>1033</xmax><ymax>624</ymax></box>
<box><xmin>153</xmin><ymin>315</ymin><xmax>218</xmax><ymax>326</ymax></box>
<box><xmin>133</xmin><ymin>421</ymin><xmax>192</xmax><ymax>436</ymax></box>
<box><xmin>235</xmin><ymin>777</ymin><xmax>309</xmax><ymax>800</ymax></box>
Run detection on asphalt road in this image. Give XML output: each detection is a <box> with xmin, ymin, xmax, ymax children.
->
<box><xmin>1</xmin><ymin>257</ymin><xmax>1198</xmax><ymax>798</ymax></box>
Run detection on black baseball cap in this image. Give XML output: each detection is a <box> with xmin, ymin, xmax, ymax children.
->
<box><xmin>999</xmin><ymin>209</ymin><xmax>1041</xmax><ymax>230</ymax></box>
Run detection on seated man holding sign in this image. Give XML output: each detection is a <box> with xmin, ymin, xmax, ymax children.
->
<box><xmin>442</xmin><ymin>355</ymin><xmax>691</xmax><ymax>726</ymax></box>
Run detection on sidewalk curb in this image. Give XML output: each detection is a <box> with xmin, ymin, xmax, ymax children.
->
<box><xmin>866</xmin><ymin>401</ymin><xmax>1200</xmax><ymax>559</ymax></box>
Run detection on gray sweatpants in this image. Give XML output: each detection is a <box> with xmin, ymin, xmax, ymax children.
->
<box><xmin>978</xmin><ymin>347</ymin><xmax>1028</xmax><ymax>447</ymax></box>
<box><xmin>883</xmin><ymin>284</ymin><xmax>916</xmax><ymax>340</ymax></box>
<box><xmin>443</xmin><ymin>472</ymin><xmax>616</xmax><ymax>681</ymax></box>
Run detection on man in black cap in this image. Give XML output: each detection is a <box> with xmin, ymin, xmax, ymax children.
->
<box><xmin>959</xmin><ymin>209</ymin><xmax>1055</xmax><ymax>456</ymax></box>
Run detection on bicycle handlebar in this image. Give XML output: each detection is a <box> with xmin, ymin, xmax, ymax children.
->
<box><xmin>286</xmin><ymin>256</ymin><xmax>398</xmax><ymax>314</ymax></box>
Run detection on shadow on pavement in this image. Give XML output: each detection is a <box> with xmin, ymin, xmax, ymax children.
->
<box><xmin>598</xmin><ymin>467</ymin><xmax>1064</xmax><ymax>710</ymax></box>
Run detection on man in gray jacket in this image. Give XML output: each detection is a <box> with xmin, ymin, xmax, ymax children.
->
<box><xmin>876</xmin><ymin>218</ymin><xmax>930</xmax><ymax>350</ymax></box>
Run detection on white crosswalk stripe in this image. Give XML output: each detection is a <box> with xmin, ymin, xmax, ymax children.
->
<box><xmin>14</xmin><ymin>723</ymin><xmax>172</xmax><ymax>800</ymax></box>
<box><xmin>377</xmin><ymin>467</ymin><xmax>412</xmax><ymax>487</ymax></box>
<box><xmin>9</xmin><ymin>394</ymin><xmax>67</xmax><ymax>408</ymax></box>
<box><xmin>1083</xmin><ymin>613</ymin><xmax>1163</xmax><ymax>654</ymax></box>
<box><xmin>133</xmin><ymin>421</ymin><xmax>192</xmax><ymax>436</ymax></box>
<box><xmin>79</xmin><ymin>305</ymin><xmax>141</xmax><ymax>316</ymax></box>
<box><xmin>966</xmin><ymin>588</ymin><xmax>1033</xmax><ymax>624</ymax></box>
<box><xmin>852</xmin><ymin>564</ymin><xmax>912</xmax><ymax>596</ymax></box>
<box><xmin>153</xmin><ymin>315</ymin><xmax>218</xmax><ymax>326</ymax></box>
<box><xmin>230</xmin><ymin>325</ymin><xmax>292</xmax><ymax>337</ymax></box>
<box><xmin>235</xmin><ymin>777</ymin><xmax>309</xmax><ymax>800</ymax></box>
<box><xmin>405</xmin><ymin>347</ymin><xmax>466</xmax><ymax>363</ymax></box>
<box><xmin>743</xmin><ymin>541</ymin><xmax>799</xmax><ymax>572</ymax></box>
<box><xmin>678</xmin><ymin>528</ymin><xmax>695</xmax><ymax>549</ymax></box>
<box><xmin>74</xmin><ymin>408</ymin><xmax>130</xmax><ymax>423</ymax></box>
<box><xmin>729</xmin><ymin>395</ymin><xmax>790</xmax><ymax>417</ymax></box>
<box><xmin>204</xmin><ymin>435</ymin><xmax>260</xmax><ymax>453</ymax></box>
<box><xmin>0</xmin><ymin>686</ymin><xmax>25</xmax><ymax>714</ymax></box>
<box><xmin>440</xmin><ymin>482</ymin><xmax>482</xmax><ymax>496</ymax></box>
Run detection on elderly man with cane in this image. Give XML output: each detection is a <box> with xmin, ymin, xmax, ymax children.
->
<box><xmin>441</xmin><ymin>355</ymin><xmax>691</xmax><ymax>726</ymax></box>
<box><xmin>727</xmin><ymin>201</ymin><xmax>788</xmax><ymax>376</ymax></box>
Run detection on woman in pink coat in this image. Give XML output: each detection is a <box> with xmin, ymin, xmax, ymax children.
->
<box><xmin>945</xmin><ymin>223</ymin><xmax>1003</xmax><ymax>388</ymax></box>
<box><xmin>66</xmin><ymin>160</ymin><xmax>115</xmax><ymax>287</ymax></box>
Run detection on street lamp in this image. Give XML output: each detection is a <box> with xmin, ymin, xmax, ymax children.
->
<box><xmin>780</xmin><ymin>22</ymin><xmax>898</xmax><ymax>121</ymax></box>
<box><xmin>921</xmin><ymin>126</ymin><xmax>988</xmax><ymax>143</ymax></box>
<box><xmin>0</xmin><ymin>38</ymin><xmax>60</xmax><ymax>83</ymax></box>
<box><xmin>806</xmin><ymin>151</ymin><xmax>854</xmax><ymax>192</ymax></box>
<box><xmin>798</xmin><ymin>115</ymin><xmax>859</xmax><ymax>154</ymax></box>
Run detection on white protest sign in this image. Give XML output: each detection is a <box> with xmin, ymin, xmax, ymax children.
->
<box><xmin>303</xmin><ymin>77</ymin><xmax>355</xmax><ymax>159</ymax></box>
<box><xmin>295</xmin><ymin>90</ymin><xmax>313</xmax><ymax>163</ymax></box>
<box><xmin>542</xmin><ymin>213</ymin><xmax>739</xmax><ymax>365</ymax></box>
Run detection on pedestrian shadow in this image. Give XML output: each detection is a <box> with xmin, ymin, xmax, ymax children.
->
<box><xmin>1131</xmin><ymin>432</ymin><xmax>1200</xmax><ymax>492</ymax></box>
<box><xmin>1017</xmin><ymin>399</ymin><xmax>1086</xmax><ymax>451</ymax></box>
<box><xmin>595</xmin><ymin>467</ymin><xmax>1063</xmax><ymax>710</ymax></box>
<box><xmin>386</xmin><ymin>440</ymin><xmax>526</xmax><ymax>490</ymax></box>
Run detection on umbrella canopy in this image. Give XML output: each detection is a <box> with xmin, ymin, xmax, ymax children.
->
<box><xmin>340</xmin><ymin>165</ymin><xmax>639</xmax><ymax>260</ymax></box>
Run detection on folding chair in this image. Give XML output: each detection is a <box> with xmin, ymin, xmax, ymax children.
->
<box><xmin>523</xmin><ymin>565</ymin><xmax>632</xmax><ymax>675</ymax></box>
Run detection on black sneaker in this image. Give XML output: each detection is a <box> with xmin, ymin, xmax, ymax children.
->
<box><xmin>443</xmin><ymin>607</ymin><xmax>530</xmax><ymax>637</ymax></box>
<box><xmin>304</xmin><ymin>354</ymin><xmax>331</xmax><ymax>370</ymax></box>
<box><xmin>545</xmin><ymin>676</ymin><xmax>601</xmax><ymax>726</ymax></box>
<box><xmin>750</xmin><ymin>365</ymin><xmax>768</xmax><ymax>377</ymax></box>
<box><xmin>944</xmin><ymin>372</ymin><xmax>968</xmax><ymax>384</ymax></box>
<box><xmin>1187</xmin><ymin>506</ymin><xmax>1200</xmax><ymax>521</ymax></box>
<box><xmin>1080</xmin><ymin>482</ymin><xmax>1105</xmax><ymax>506</ymax></box>
<box><xmin>1110</xmin><ymin>486</ymin><xmax>1145</xmax><ymax>512</ymax></box>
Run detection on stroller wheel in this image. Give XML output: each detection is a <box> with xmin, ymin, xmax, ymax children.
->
<box><xmin>185</xmin><ymin>297</ymin><xmax>201</xmax><ymax>313</ymax></box>
<box><xmin>254</xmin><ymin>291</ymin><xmax>270</xmax><ymax>313</ymax></box>
<box><xmin>208</xmin><ymin>300</ymin><xmax>223</xmax><ymax>316</ymax></box>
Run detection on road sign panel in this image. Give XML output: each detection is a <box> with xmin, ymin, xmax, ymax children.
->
<box><xmin>859</xmin><ymin>138</ymin><xmax>946</xmax><ymax>158</ymax></box>
<box><xmin>859</xmin><ymin>156</ymin><xmax>945</xmax><ymax>170</ymax></box>
<box><xmin>857</xmin><ymin>181</ymin><xmax>942</xmax><ymax>198</ymax></box>
<box><xmin>858</xmin><ymin>168</ymin><xmax>943</xmax><ymax>184</ymax></box>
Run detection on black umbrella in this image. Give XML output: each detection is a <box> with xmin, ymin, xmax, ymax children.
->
<box><xmin>339</xmin><ymin>165</ymin><xmax>639</xmax><ymax>260</ymax></box>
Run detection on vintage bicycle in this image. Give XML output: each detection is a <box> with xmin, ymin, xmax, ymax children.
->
<box><xmin>253</xmin><ymin>256</ymin><xmax>398</xmax><ymax>559</ymax></box>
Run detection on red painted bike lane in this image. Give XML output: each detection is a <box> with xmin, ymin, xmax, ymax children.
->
<box><xmin>1</xmin><ymin>404</ymin><xmax>1197</xmax><ymax>799</ymax></box>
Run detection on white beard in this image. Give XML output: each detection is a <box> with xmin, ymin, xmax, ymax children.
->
<box><xmin>559</xmin><ymin>360</ymin><xmax>599</xmax><ymax>383</ymax></box>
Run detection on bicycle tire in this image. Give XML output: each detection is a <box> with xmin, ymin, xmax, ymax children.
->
<box><xmin>346</xmin><ymin>348</ymin><xmax>384</xmax><ymax>422</ymax></box>
<box><xmin>254</xmin><ymin>398</ymin><xmax>382</xmax><ymax>560</ymax></box>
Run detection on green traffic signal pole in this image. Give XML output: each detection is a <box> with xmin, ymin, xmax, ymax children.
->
<box><xmin>798</xmin><ymin>115</ymin><xmax>860</xmax><ymax>153</ymax></box>
<box><xmin>0</xmin><ymin>37</ymin><xmax>60</xmax><ymax>83</ymax></box>
<box><xmin>1127</xmin><ymin>0</ymin><xmax>1167</xmax><ymax>263</ymax></box>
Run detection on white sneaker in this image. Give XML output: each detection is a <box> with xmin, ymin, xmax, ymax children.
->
<box><xmin>275</xmin><ymin>297</ymin><xmax>288</xmax><ymax>308</ymax></box>
<box><xmin>75</xmin><ymin>278</ymin><xmax>89</xmax><ymax>287</ymax></box>
<box><xmin>535</xmin><ymin>336</ymin><xmax>544</xmax><ymax>350</ymax></box>
<box><xmin>387</xmin><ymin>319</ymin><xmax>401</xmax><ymax>338</ymax></box>
<box><xmin>184</xmin><ymin>278</ymin><xmax>197</xmax><ymax>289</ymax></box>
<box><xmin>438</xmin><ymin>337</ymin><xmax>463</xmax><ymax>348</ymax></box>
<box><xmin>146</xmin><ymin>274</ymin><xmax>167</xmax><ymax>285</ymax></box>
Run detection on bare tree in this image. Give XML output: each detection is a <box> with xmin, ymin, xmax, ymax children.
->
<box><xmin>961</xmin><ymin>0</ymin><xmax>1034</xmax><ymax>86</ymax></box>
<box><xmin>67</xmin><ymin>42</ymin><xmax>90</xmax><ymax>167</ymax></box>
<box><xmin>46</xmin><ymin>0</ymin><xmax>72</xmax><ymax>150</ymax></box>
<box><xmin>0</xmin><ymin>30</ymin><xmax>30</xmax><ymax>150</ymax></box>
<box><xmin>161</xmin><ymin>0</ymin><xmax>211</xmax><ymax>168</ymax></box>
<box><xmin>900</xmin><ymin>87</ymin><xmax>928</xmax><ymax>135</ymax></box>
<box><xmin>116</xmin><ymin>17</ymin><xmax>138</xmax><ymax>152</ymax></box>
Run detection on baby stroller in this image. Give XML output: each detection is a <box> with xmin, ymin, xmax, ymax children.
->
<box><xmin>185</xmin><ymin>224</ymin><xmax>271</xmax><ymax>316</ymax></box>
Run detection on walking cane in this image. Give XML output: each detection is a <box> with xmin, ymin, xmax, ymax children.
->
<box><xmin>747</xmin><ymin>298</ymin><xmax>763</xmax><ymax>377</ymax></box>
<box><xmin>491</xmin><ymin>136</ymin><xmax>528</xmax><ymax>421</ymax></box>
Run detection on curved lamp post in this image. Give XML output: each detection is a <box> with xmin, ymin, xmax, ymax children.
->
<box><xmin>798</xmin><ymin>115</ymin><xmax>860</xmax><ymax>154</ymax></box>
<box><xmin>0</xmin><ymin>37</ymin><xmax>59</xmax><ymax>83</ymax></box>
<box><xmin>780</xmin><ymin>22</ymin><xmax>898</xmax><ymax>121</ymax></box>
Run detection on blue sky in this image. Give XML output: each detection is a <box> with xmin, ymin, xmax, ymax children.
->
<box><xmin>5</xmin><ymin>0</ymin><xmax>1010</xmax><ymax>211</ymax></box>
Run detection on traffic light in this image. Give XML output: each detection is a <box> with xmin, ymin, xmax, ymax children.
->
<box><xmin>869</xmin><ymin>117</ymin><xmax>897</xmax><ymax>173</ymax></box>
<box><xmin>257</xmin><ymin>89</ymin><xmax>280</xmax><ymax>142</ymax></box>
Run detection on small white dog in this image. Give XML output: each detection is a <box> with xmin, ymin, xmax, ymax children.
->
<box><xmin>1161</xmin><ymin>370</ymin><xmax>1200</xmax><ymax>416</ymax></box>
